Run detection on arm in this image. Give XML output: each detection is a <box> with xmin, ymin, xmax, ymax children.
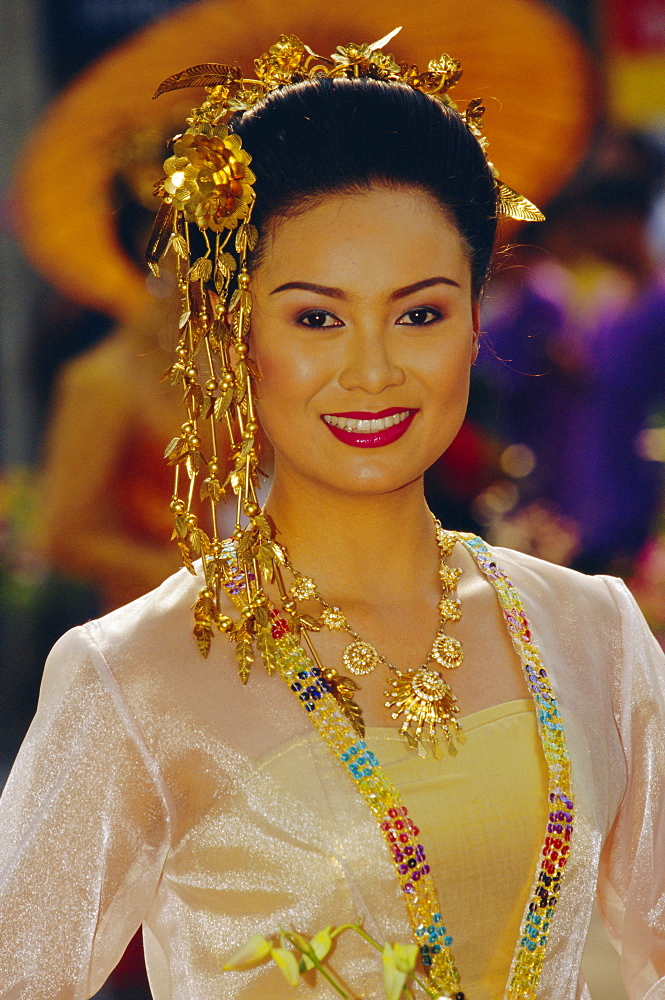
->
<box><xmin>0</xmin><ymin>627</ymin><xmax>171</xmax><ymax>999</ymax></box>
<box><xmin>596</xmin><ymin>577</ymin><xmax>665</xmax><ymax>999</ymax></box>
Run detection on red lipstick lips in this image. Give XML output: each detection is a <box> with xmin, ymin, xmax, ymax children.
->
<box><xmin>322</xmin><ymin>407</ymin><xmax>417</xmax><ymax>448</ymax></box>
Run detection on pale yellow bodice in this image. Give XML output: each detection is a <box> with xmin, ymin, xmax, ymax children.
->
<box><xmin>262</xmin><ymin>698</ymin><xmax>548</xmax><ymax>1000</ymax></box>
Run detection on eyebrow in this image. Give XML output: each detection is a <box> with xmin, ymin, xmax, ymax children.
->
<box><xmin>269</xmin><ymin>276</ymin><xmax>460</xmax><ymax>299</ymax></box>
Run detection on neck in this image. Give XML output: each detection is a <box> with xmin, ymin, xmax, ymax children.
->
<box><xmin>263</xmin><ymin>471</ymin><xmax>442</xmax><ymax>604</ymax></box>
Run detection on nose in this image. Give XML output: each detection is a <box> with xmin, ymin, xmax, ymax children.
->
<box><xmin>337</xmin><ymin>328</ymin><xmax>406</xmax><ymax>394</ymax></box>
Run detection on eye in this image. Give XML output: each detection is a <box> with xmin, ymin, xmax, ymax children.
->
<box><xmin>297</xmin><ymin>309</ymin><xmax>343</xmax><ymax>329</ymax></box>
<box><xmin>396</xmin><ymin>306</ymin><xmax>442</xmax><ymax>326</ymax></box>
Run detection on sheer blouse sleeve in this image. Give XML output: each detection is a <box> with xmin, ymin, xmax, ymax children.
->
<box><xmin>596</xmin><ymin>577</ymin><xmax>665</xmax><ymax>1000</ymax></box>
<box><xmin>0</xmin><ymin>625</ymin><xmax>171</xmax><ymax>1000</ymax></box>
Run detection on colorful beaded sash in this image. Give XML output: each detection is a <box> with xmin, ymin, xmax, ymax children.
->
<box><xmin>220</xmin><ymin>534</ymin><xmax>574</xmax><ymax>999</ymax></box>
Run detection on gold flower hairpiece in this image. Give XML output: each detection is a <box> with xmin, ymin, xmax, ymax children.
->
<box><xmin>145</xmin><ymin>30</ymin><xmax>544</xmax><ymax>687</ymax></box>
<box><xmin>149</xmin><ymin>27</ymin><xmax>543</xmax><ymax>231</ymax></box>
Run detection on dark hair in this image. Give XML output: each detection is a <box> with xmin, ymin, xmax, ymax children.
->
<box><xmin>230</xmin><ymin>77</ymin><xmax>498</xmax><ymax>298</ymax></box>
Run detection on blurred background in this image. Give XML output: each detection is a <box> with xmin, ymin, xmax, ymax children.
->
<box><xmin>0</xmin><ymin>0</ymin><xmax>663</xmax><ymax>997</ymax></box>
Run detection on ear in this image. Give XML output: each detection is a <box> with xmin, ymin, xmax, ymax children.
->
<box><xmin>471</xmin><ymin>300</ymin><xmax>481</xmax><ymax>364</ymax></box>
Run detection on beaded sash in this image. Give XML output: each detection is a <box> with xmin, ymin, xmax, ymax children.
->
<box><xmin>220</xmin><ymin>533</ymin><xmax>574</xmax><ymax>998</ymax></box>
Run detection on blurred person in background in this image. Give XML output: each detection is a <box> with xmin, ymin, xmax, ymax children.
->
<box><xmin>476</xmin><ymin>130</ymin><xmax>665</xmax><ymax>580</ymax></box>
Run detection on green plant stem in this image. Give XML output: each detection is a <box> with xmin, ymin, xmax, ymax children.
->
<box><xmin>275</xmin><ymin>923</ymin><xmax>440</xmax><ymax>1000</ymax></box>
<box><xmin>282</xmin><ymin>933</ymin><xmax>351</xmax><ymax>999</ymax></box>
<box><xmin>344</xmin><ymin>925</ymin><xmax>439</xmax><ymax>999</ymax></box>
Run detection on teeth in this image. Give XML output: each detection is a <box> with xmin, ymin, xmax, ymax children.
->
<box><xmin>323</xmin><ymin>411</ymin><xmax>412</xmax><ymax>433</ymax></box>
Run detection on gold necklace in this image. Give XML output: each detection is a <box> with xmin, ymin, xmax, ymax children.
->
<box><xmin>282</xmin><ymin>519</ymin><xmax>466</xmax><ymax>758</ymax></box>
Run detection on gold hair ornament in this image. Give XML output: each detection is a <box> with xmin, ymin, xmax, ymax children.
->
<box><xmin>146</xmin><ymin>30</ymin><xmax>544</xmax><ymax>703</ymax></box>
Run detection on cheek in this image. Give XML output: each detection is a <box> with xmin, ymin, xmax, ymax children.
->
<box><xmin>423</xmin><ymin>338</ymin><xmax>473</xmax><ymax>399</ymax></box>
<box><xmin>252</xmin><ymin>335</ymin><xmax>331</xmax><ymax>411</ymax></box>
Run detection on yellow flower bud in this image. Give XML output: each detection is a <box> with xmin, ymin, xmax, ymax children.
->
<box><xmin>391</xmin><ymin>942</ymin><xmax>418</xmax><ymax>973</ymax></box>
<box><xmin>270</xmin><ymin>947</ymin><xmax>300</xmax><ymax>986</ymax></box>
<box><xmin>310</xmin><ymin>926</ymin><xmax>333</xmax><ymax>961</ymax></box>
<box><xmin>298</xmin><ymin>925</ymin><xmax>333</xmax><ymax>971</ymax></box>
<box><xmin>381</xmin><ymin>941</ymin><xmax>416</xmax><ymax>1000</ymax></box>
<box><xmin>222</xmin><ymin>934</ymin><xmax>271</xmax><ymax>970</ymax></box>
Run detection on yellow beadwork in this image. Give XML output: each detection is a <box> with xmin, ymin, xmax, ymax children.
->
<box><xmin>219</xmin><ymin>533</ymin><xmax>575</xmax><ymax>999</ymax></box>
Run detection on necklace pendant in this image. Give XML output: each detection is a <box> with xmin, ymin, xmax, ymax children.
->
<box><xmin>385</xmin><ymin>667</ymin><xmax>466</xmax><ymax>758</ymax></box>
<box><xmin>431</xmin><ymin>634</ymin><xmax>464</xmax><ymax>670</ymax></box>
<box><xmin>343</xmin><ymin>640</ymin><xmax>381</xmax><ymax>676</ymax></box>
<box><xmin>321</xmin><ymin>605</ymin><xmax>348</xmax><ymax>630</ymax></box>
<box><xmin>290</xmin><ymin>576</ymin><xmax>317</xmax><ymax>601</ymax></box>
<box><xmin>438</xmin><ymin>597</ymin><xmax>461</xmax><ymax>623</ymax></box>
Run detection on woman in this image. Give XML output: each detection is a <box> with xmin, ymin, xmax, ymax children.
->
<box><xmin>0</xmin><ymin>32</ymin><xmax>663</xmax><ymax>1000</ymax></box>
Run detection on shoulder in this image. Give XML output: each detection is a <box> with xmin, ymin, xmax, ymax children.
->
<box><xmin>469</xmin><ymin>540</ymin><xmax>630</xmax><ymax>659</ymax></box>
<box><xmin>480</xmin><ymin>540</ymin><xmax>665</xmax><ymax>675</ymax></box>
<box><xmin>75</xmin><ymin>562</ymin><xmax>237</xmax><ymax>693</ymax></box>
<box><xmin>489</xmin><ymin>543</ymin><xmax>619</xmax><ymax>615</ymax></box>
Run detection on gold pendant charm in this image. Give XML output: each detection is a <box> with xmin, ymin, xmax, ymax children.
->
<box><xmin>321</xmin><ymin>606</ymin><xmax>348</xmax><ymax>630</ymax></box>
<box><xmin>438</xmin><ymin>596</ymin><xmax>461</xmax><ymax>622</ymax></box>
<box><xmin>385</xmin><ymin>667</ymin><xmax>466</xmax><ymax>758</ymax></box>
<box><xmin>431</xmin><ymin>634</ymin><xmax>463</xmax><ymax>670</ymax></box>
<box><xmin>290</xmin><ymin>576</ymin><xmax>317</xmax><ymax>601</ymax></box>
<box><xmin>343</xmin><ymin>640</ymin><xmax>380</xmax><ymax>675</ymax></box>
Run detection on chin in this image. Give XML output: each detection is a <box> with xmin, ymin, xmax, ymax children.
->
<box><xmin>312</xmin><ymin>461</ymin><xmax>428</xmax><ymax>498</ymax></box>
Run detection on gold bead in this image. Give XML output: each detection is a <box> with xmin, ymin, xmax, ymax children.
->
<box><xmin>238</xmin><ymin>271</ymin><xmax>251</xmax><ymax>289</ymax></box>
<box><xmin>244</xmin><ymin>501</ymin><xmax>259</xmax><ymax>516</ymax></box>
<box><xmin>218</xmin><ymin>615</ymin><xmax>233</xmax><ymax>631</ymax></box>
<box><xmin>205</xmin><ymin>378</ymin><xmax>218</xmax><ymax>393</ymax></box>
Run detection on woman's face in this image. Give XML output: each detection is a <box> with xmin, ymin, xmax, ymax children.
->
<box><xmin>249</xmin><ymin>186</ymin><xmax>480</xmax><ymax>499</ymax></box>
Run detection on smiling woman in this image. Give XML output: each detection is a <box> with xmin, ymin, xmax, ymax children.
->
<box><xmin>1</xmin><ymin>31</ymin><xmax>664</xmax><ymax>1000</ymax></box>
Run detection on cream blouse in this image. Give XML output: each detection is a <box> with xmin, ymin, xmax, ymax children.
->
<box><xmin>0</xmin><ymin>544</ymin><xmax>664</xmax><ymax>1000</ymax></box>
